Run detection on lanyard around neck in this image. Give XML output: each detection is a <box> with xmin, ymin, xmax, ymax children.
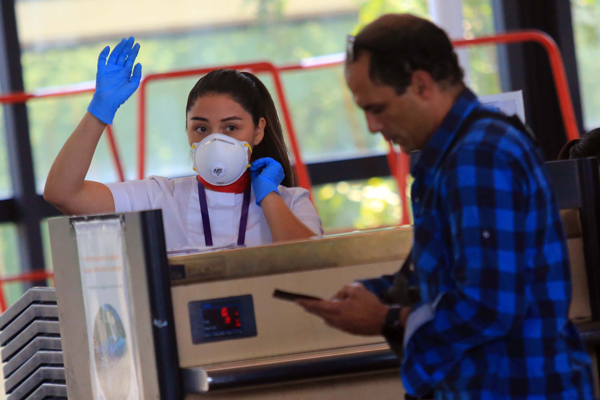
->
<box><xmin>197</xmin><ymin>180</ymin><xmax>252</xmax><ymax>247</ymax></box>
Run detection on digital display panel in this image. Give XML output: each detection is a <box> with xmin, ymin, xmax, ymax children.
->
<box><xmin>202</xmin><ymin>304</ymin><xmax>242</xmax><ymax>338</ymax></box>
<box><xmin>189</xmin><ymin>295</ymin><xmax>257</xmax><ymax>344</ymax></box>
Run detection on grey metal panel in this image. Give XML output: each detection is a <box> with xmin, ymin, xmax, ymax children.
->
<box><xmin>23</xmin><ymin>383</ymin><xmax>67</xmax><ymax>400</ymax></box>
<box><xmin>49</xmin><ymin>216</ymin><xmax>94</xmax><ymax>400</ymax></box>
<box><xmin>546</xmin><ymin>160</ymin><xmax>582</xmax><ymax>210</ymax></box>
<box><xmin>0</xmin><ymin>0</ymin><xmax>48</xmax><ymax>281</ymax></box>
<box><xmin>1</xmin><ymin>321</ymin><xmax>60</xmax><ymax>363</ymax></box>
<box><xmin>0</xmin><ymin>288</ymin><xmax>56</xmax><ymax>331</ymax></box>
<box><xmin>51</xmin><ymin>212</ymin><xmax>169</xmax><ymax>400</ymax></box>
<box><xmin>6</xmin><ymin>367</ymin><xmax>65</xmax><ymax>400</ymax></box>
<box><xmin>0</xmin><ymin>305</ymin><xmax>58</xmax><ymax>346</ymax></box>
<box><xmin>3</xmin><ymin>351</ymin><xmax>63</xmax><ymax>393</ymax></box>
<box><xmin>3</xmin><ymin>337</ymin><xmax>62</xmax><ymax>378</ymax></box>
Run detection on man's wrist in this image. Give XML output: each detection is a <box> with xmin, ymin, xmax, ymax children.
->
<box><xmin>399</xmin><ymin>306</ymin><xmax>411</xmax><ymax>328</ymax></box>
<box><xmin>381</xmin><ymin>305</ymin><xmax>403</xmax><ymax>339</ymax></box>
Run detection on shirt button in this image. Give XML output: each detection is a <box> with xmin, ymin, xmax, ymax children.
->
<box><xmin>414</xmin><ymin>196</ymin><xmax>420</xmax><ymax>203</ymax></box>
<box><xmin>482</xmin><ymin>230</ymin><xmax>491</xmax><ymax>239</ymax></box>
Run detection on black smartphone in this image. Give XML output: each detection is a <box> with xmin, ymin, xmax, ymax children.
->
<box><xmin>273</xmin><ymin>289</ymin><xmax>322</xmax><ymax>302</ymax></box>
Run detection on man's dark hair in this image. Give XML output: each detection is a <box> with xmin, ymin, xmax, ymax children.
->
<box><xmin>350</xmin><ymin>14</ymin><xmax>464</xmax><ymax>94</ymax></box>
<box><xmin>570</xmin><ymin>128</ymin><xmax>600</xmax><ymax>159</ymax></box>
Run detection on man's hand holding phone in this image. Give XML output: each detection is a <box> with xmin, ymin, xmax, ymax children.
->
<box><xmin>294</xmin><ymin>283</ymin><xmax>391</xmax><ymax>336</ymax></box>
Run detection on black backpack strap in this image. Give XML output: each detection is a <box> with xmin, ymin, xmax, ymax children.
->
<box><xmin>440</xmin><ymin>110</ymin><xmax>536</xmax><ymax>164</ymax></box>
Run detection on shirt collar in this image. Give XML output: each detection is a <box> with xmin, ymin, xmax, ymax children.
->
<box><xmin>410</xmin><ymin>88</ymin><xmax>480</xmax><ymax>176</ymax></box>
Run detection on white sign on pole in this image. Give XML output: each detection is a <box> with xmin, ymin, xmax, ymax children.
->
<box><xmin>480</xmin><ymin>90</ymin><xmax>526</xmax><ymax>123</ymax></box>
<box><xmin>74</xmin><ymin>218</ymin><xmax>142</xmax><ymax>400</ymax></box>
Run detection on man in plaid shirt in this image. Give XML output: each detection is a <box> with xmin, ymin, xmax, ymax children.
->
<box><xmin>298</xmin><ymin>13</ymin><xmax>594</xmax><ymax>399</ymax></box>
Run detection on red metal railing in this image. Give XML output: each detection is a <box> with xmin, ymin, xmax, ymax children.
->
<box><xmin>0</xmin><ymin>30</ymin><xmax>580</xmax><ymax>312</ymax></box>
<box><xmin>0</xmin><ymin>271</ymin><xmax>55</xmax><ymax>312</ymax></box>
<box><xmin>273</xmin><ymin>30</ymin><xmax>580</xmax><ymax>226</ymax></box>
<box><xmin>454</xmin><ymin>30</ymin><xmax>579</xmax><ymax>141</ymax></box>
<box><xmin>0</xmin><ymin>82</ymin><xmax>127</xmax><ymax>182</ymax></box>
<box><xmin>274</xmin><ymin>30</ymin><xmax>580</xmax><ymax>143</ymax></box>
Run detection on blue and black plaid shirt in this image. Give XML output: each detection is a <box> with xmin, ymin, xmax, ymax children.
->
<box><xmin>363</xmin><ymin>89</ymin><xmax>594</xmax><ymax>399</ymax></box>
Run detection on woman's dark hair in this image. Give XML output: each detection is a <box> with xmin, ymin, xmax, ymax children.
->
<box><xmin>350</xmin><ymin>14</ymin><xmax>464</xmax><ymax>94</ymax></box>
<box><xmin>570</xmin><ymin>128</ymin><xmax>600</xmax><ymax>159</ymax></box>
<box><xmin>186</xmin><ymin>69</ymin><xmax>296</xmax><ymax>187</ymax></box>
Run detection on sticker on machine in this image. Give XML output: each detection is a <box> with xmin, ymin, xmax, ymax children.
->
<box><xmin>74</xmin><ymin>218</ymin><xmax>142</xmax><ymax>400</ymax></box>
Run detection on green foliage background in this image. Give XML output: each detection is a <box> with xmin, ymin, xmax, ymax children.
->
<box><xmin>572</xmin><ymin>0</ymin><xmax>600</xmax><ymax>131</ymax></box>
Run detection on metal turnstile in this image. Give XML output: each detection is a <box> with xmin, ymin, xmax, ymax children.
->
<box><xmin>46</xmin><ymin>211</ymin><xmax>411</xmax><ymax>400</ymax></box>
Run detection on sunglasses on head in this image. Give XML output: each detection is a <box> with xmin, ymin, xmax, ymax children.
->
<box><xmin>346</xmin><ymin>35</ymin><xmax>357</xmax><ymax>62</ymax></box>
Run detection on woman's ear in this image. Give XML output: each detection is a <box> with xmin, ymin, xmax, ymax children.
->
<box><xmin>253</xmin><ymin>118</ymin><xmax>266</xmax><ymax>146</ymax></box>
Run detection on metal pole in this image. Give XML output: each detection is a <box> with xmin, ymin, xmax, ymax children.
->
<box><xmin>0</xmin><ymin>0</ymin><xmax>46</xmax><ymax>289</ymax></box>
<box><xmin>427</xmin><ymin>0</ymin><xmax>471</xmax><ymax>84</ymax></box>
<box><xmin>489</xmin><ymin>0</ymin><xmax>584</xmax><ymax>158</ymax></box>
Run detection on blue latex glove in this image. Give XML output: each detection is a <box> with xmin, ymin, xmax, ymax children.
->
<box><xmin>250</xmin><ymin>157</ymin><xmax>285</xmax><ymax>206</ymax></box>
<box><xmin>88</xmin><ymin>37</ymin><xmax>142</xmax><ymax>125</ymax></box>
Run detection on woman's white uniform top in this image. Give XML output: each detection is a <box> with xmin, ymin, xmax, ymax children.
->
<box><xmin>107</xmin><ymin>176</ymin><xmax>323</xmax><ymax>251</ymax></box>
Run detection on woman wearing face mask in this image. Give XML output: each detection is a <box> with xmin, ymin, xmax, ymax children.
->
<box><xmin>44</xmin><ymin>37</ymin><xmax>323</xmax><ymax>251</ymax></box>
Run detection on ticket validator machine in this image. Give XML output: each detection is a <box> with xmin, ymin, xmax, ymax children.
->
<box><xmin>3</xmin><ymin>158</ymin><xmax>600</xmax><ymax>400</ymax></box>
<box><xmin>47</xmin><ymin>214</ymin><xmax>411</xmax><ymax>400</ymax></box>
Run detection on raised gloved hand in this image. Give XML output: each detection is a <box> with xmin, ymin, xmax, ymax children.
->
<box><xmin>88</xmin><ymin>37</ymin><xmax>142</xmax><ymax>125</ymax></box>
<box><xmin>250</xmin><ymin>157</ymin><xmax>285</xmax><ymax>206</ymax></box>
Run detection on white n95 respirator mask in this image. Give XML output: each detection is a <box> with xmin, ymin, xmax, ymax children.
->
<box><xmin>192</xmin><ymin>133</ymin><xmax>252</xmax><ymax>186</ymax></box>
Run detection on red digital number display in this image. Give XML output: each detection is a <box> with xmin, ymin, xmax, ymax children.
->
<box><xmin>203</xmin><ymin>305</ymin><xmax>242</xmax><ymax>336</ymax></box>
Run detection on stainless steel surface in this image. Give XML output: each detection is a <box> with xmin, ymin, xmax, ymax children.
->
<box><xmin>14</xmin><ymin>383</ymin><xmax>67</xmax><ymax>400</ymax></box>
<box><xmin>6</xmin><ymin>367</ymin><xmax>65</xmax><ymax>400</ymax></box>
<box><xmin>0</xmin><ymin>321</ymin><xmax>60</xmax><ymax>362</ymax></box>
<box><xmin>49</xmin><ymin>216</ymin><xmax>94</xmax><ymax>400</ymax></box>
<box><xmin>202</xmin><ymin>343</ymin><xmax>391</xmax><ymax>371</ymax></box>
<box><xmin>0</xmin><ymin>305</ymin><xmax>58</xmax><ymax>346</ymax></box>
<box><xmin>173</xmin><ymin>261</ymin><xmax>402</xmax><ymax>368</ymax></box>
<box><xmin>3</xmin><ymin>351</ymin><xmax>63</xmax><ymax>393</ymax></box>
<box><xmin>183</xmin><ymin>368</ymin><xmax>210</xmax><ymax>394</ymax></box>
<box><xmin>169</xmin><ymin>227</ymin><xmax>412</xmax><ymax>285</ymax></box>
<box><xmin>2</xmin><ymin>337</ymin><xmax>62</xmax><ymax>378</ymax></box>
<box><xmin>0</xmin><ymin>288</ymin><xmax>56</xmax><ymax>331</ymax></box>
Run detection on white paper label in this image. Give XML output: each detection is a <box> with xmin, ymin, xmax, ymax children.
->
<box><xmin>480</xmin><ymin>90</ymin><xmax>526</xmax><ymax>123</ymax></box>
<box><xmin>74</xmin><ymin>219</ymin><xmax>141</xmax><ymax>400</ymax></box>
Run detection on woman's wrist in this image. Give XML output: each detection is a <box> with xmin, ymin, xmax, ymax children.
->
<box><xmin>259</xmin><ymin>191</ymin><xmax>280</xmax><ymax>206</ymax></box>
<box><xmin>85</xmin><ymin>111</ymin><xmax>109</xmax><ymax>128</ymax></box>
